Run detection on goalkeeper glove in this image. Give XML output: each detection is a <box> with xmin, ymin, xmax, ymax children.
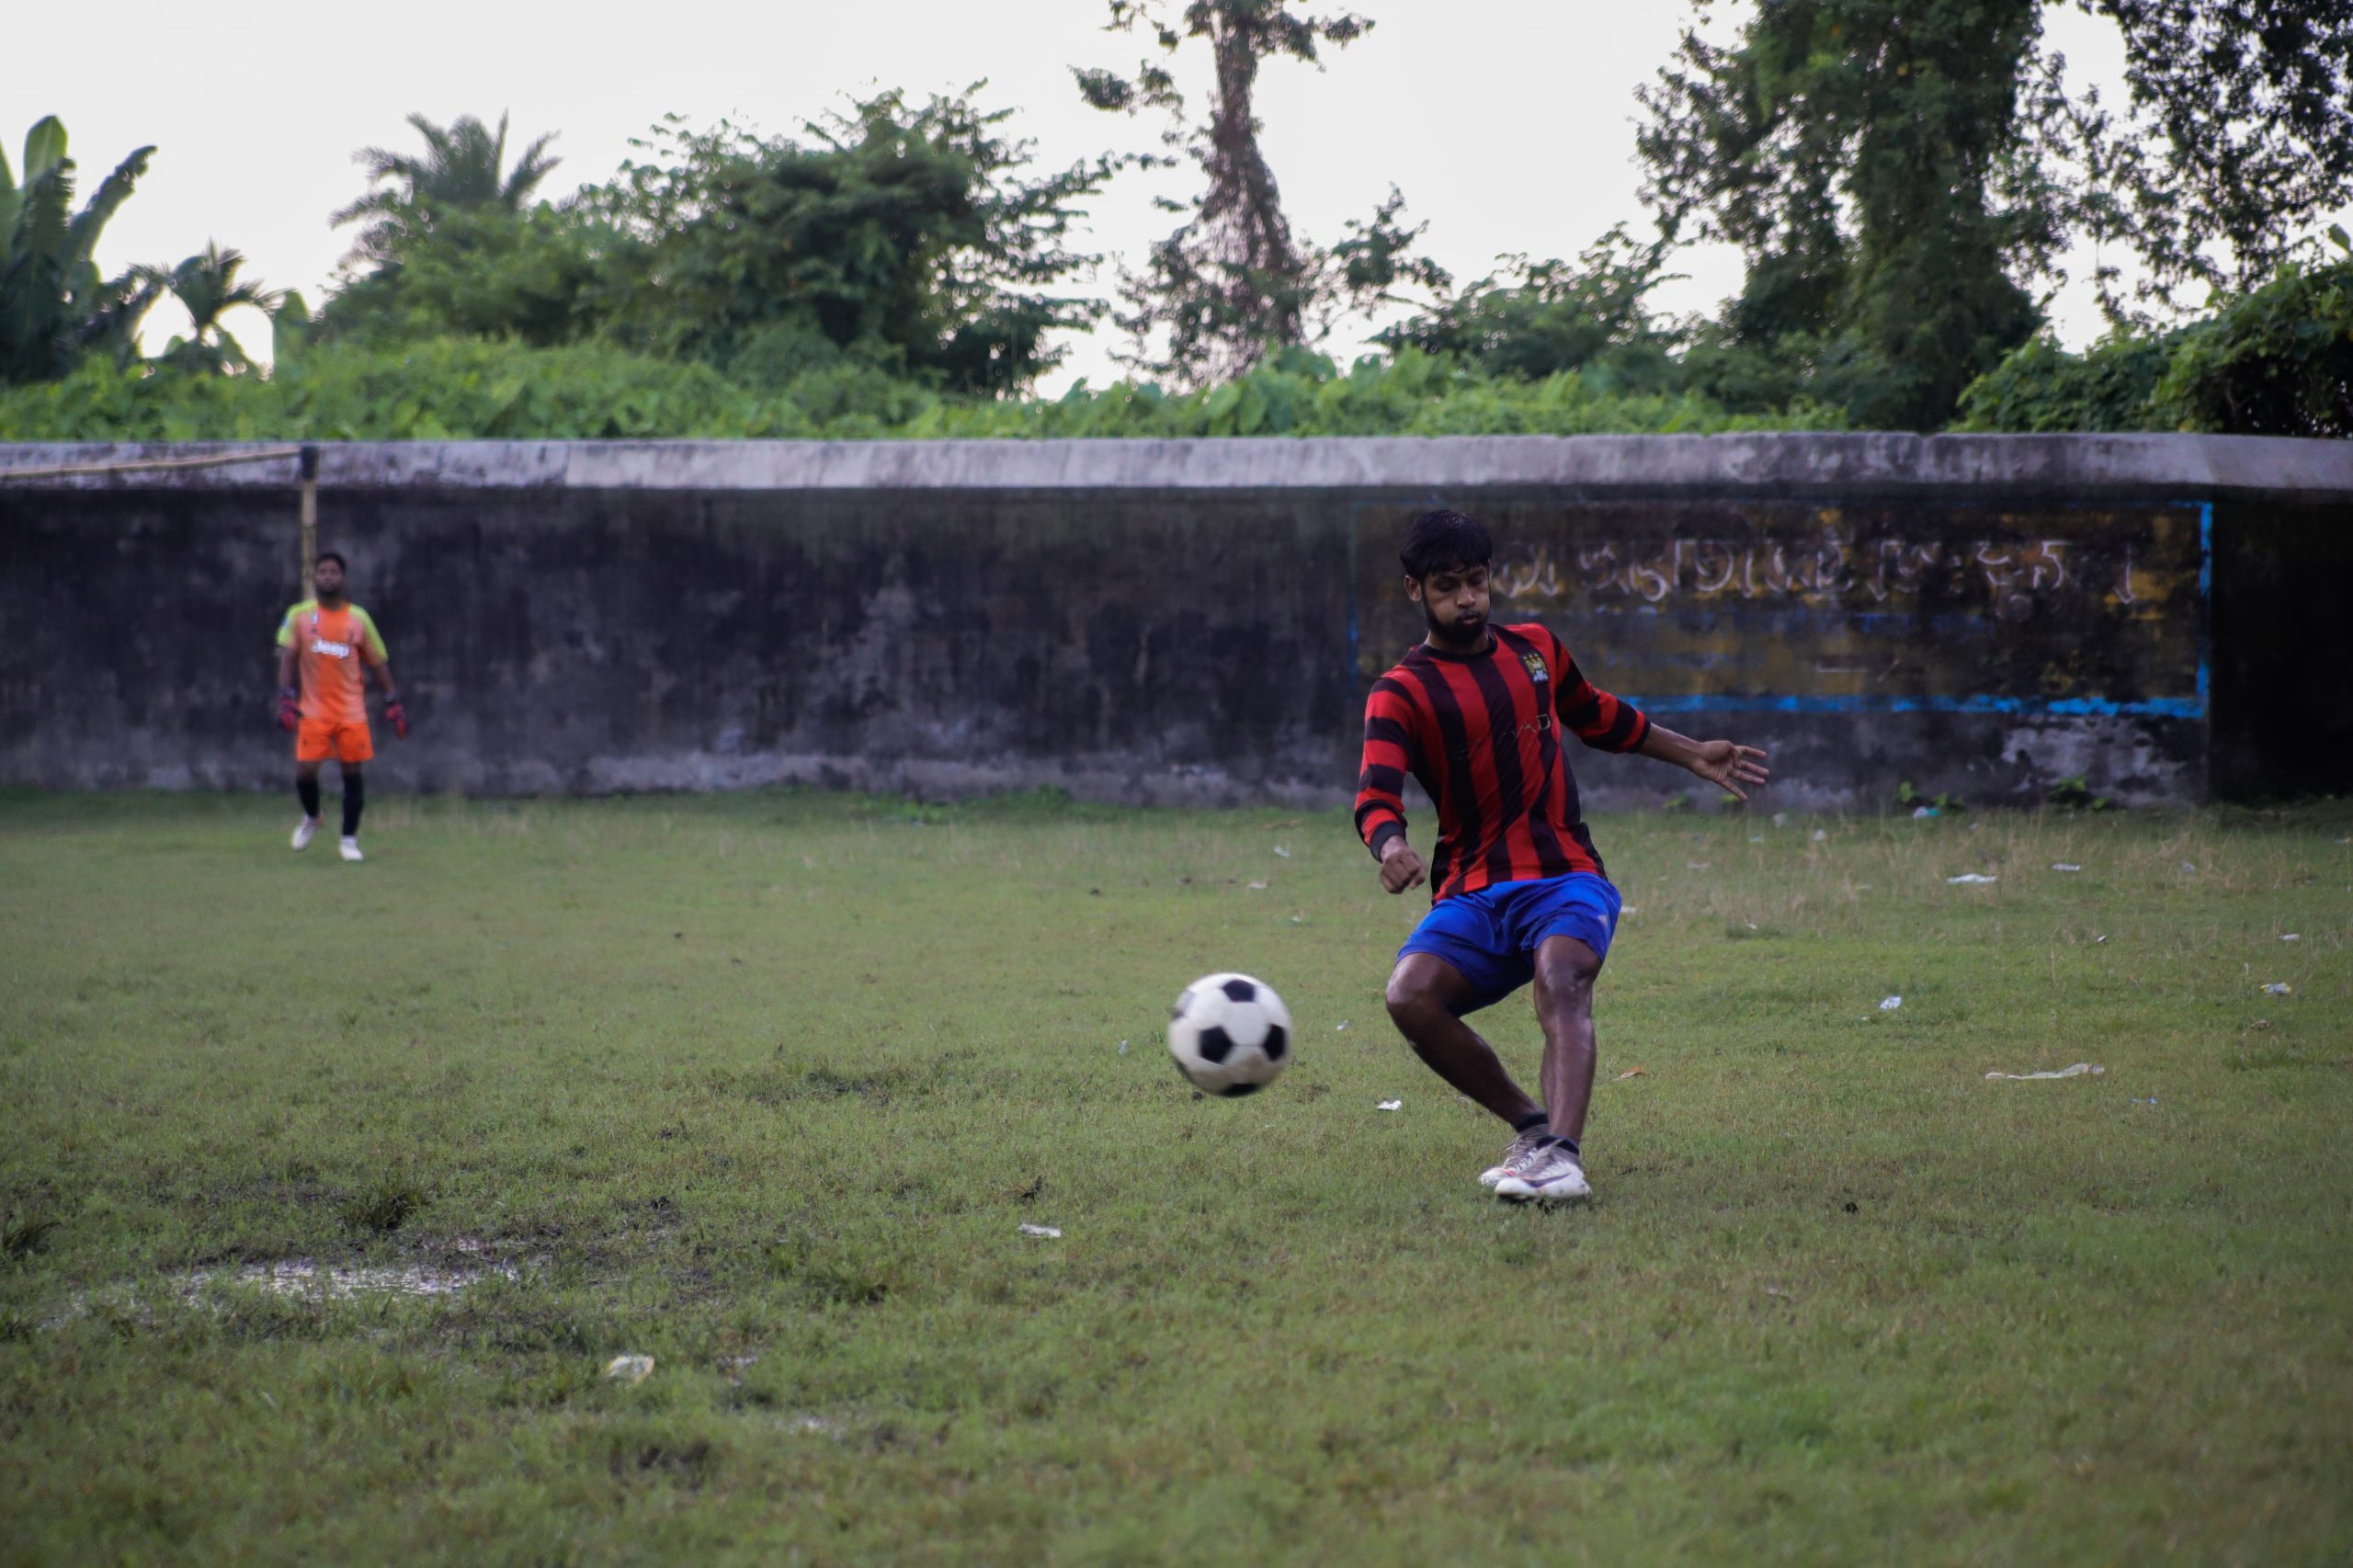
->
<box><xmin>277</xmin><ymin>688</ymin><xmax>300</xmax><ymax>732</ymax></box>
<box><xmin>384</xmin><ymin>699</ymin><xmax>409</xmax><ymax>738</ymax></box>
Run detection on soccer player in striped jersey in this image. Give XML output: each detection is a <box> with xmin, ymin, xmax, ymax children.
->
<box><xmin>275</xmin><ymin>551</ymin><xmax>407</xmax><ymax>862</ymax></box>
<box><xmin>1356</xmin><ymin>510</ymin><xmax>1769</xmax><ymax>1203</ymax></box>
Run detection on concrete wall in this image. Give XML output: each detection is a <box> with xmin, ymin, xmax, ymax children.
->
<box><xmin>5</xmin><ymin>433</ymin><xmax>2349</xmax><ymax>809</ymax></box>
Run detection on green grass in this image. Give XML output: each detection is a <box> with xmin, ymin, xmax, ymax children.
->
<box><xmin>2</xmin><ymin>788</ymin><xmax>2348</xmax><ymax>1564</ymax></box>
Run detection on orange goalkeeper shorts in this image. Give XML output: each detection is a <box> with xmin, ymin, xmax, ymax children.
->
<box><xmin>296</xmin><ymin>716</ymin><xmax>374</xmax><ymax>765</ymax></box>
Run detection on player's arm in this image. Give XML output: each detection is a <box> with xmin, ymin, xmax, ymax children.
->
<box><xmin>274</xmin><ymin>612</ymin><xmax>301</xmax><ymax>730</ymax></box>
<box><xmin>1548</xmin><ymin>632</ymin><xmax>1770</xmax><ymax>801</ymax></box>
<box><xmin>1356</xmin><ymin>680</ymin><xmax>1426</xmax><ymax>894</ymax></box>
<box><xmin>1635</xmin><ymin>723</ymin><xmax>1771</xmax><ymax>801</ymax></box>
<box><xmin>356</xmin><ymin>610</ymin><xmax>408</xmax><ymax>735</ymax></box>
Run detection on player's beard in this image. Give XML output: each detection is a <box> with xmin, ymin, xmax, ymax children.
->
<box><xmin>1424</xmin><ymin>602</ymin><xmax>1486</xmax><ymax>650</ymax></box>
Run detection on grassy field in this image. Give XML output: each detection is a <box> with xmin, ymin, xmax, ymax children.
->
<box><xmin>2</xmin><ymin>788</ymin><xmax>2348</xmax><ymax>1565</ymax></box>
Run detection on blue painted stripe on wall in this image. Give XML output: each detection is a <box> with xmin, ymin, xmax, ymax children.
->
<box><xmin>1623</xmin><ymin>693</ymin><xmax>2206</xmax><ymax>719</ymax></box>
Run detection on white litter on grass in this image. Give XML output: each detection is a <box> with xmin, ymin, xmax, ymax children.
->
<box><xmin>1913</xmin><ymin>806</ymin><xmax>1939</xmax><ymax>819</ymax></box>
<box><xmin>1017</xmin><ymin>1223</ymin><xmax>1062</xmax><ymax>1239</ymax></box>
<box><xmin>2052</xmin><ymin>863</ymin><xmax>2083</xmax><ymax>872</ymax></box>
<box><xmin>186</xmin><ymin>1259</ymin><xmax>518</xmax><ymax>1301</ymax></box>
<box><xmin>1687</xmin><ymin>861</ymin><xmax>1712</xmax><ymax>870</ymax></box>
<box><xmin>1879</xmin><ymin>995</ymin><xmax>1903</xmax><ymax>1011</ymax></box>
<box><xmin>1117</xmin><ymin>1040</ymin><xmax>1129</xmax><ymax>1054</ymax></box>
<box><xmin>1273</xmin><ymin>846</ymin><xmax>1291</xmax><ymax>858</ymax></box>
<box><xmin>1773</xmin><ymin>812</ymin><xmax>1790</xmax><ymax>828</ymax></box>
<box><xmin>1749</xmin><ymin>835</ymin><xmax>1764</xmax><ymax>843</ymax></box>
<box><xmin>1376</xmin><ymin>1099</ymin><xmax>1404</xmax><ymax>1112</ymax></box>
<box><xmin>1813</xmin><ymin>829</ymin><xmax>1828</xmax><ymax>842</ymax></box>
<box><xmin>1948</xmin><ymin>873</ymin><xmax>1998</xmax><ymax>884</ymax></box>
<box><xmin>1984</xmin><ymin>1063</ymin><xmax>2104</xmax><ymax>1081</ymax></box>
<box><xmin>2263</xmin><ymin>983</ymin><xmax>2293</xmax><ymax>995</ymax></box>
<box><xmin>605</xmin><ymin>1355</ymin><xmax>654</xmax><ymax>1384</ymax></box>
<box><xmin>1335</xmin><ymin>1019</ymin><xmax>1349</xmax><ymax>1031</ymax></box>
<box><xmin>2281</xmin><ymin>933</ymin><xmax>2301</xmax><ymax>942</ymax></box>
<box><xmin>1246</xmin><ymin>880</ymin><xmax>1268</xmax><ymax>891</ymax></box>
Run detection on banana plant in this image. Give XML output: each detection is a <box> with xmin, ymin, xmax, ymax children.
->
<box><xmin>0</xmin><ymin>116</ymin><xmax>159</xmax><ymax>385</ymax></box>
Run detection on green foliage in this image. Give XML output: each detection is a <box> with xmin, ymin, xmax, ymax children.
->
<box><xmin>2067</xmin><ymin>0</ymin><xmax>2353</xmax><ymax>311</ymax></box>
<box><xmin>0</xmin><ymin>339</ymin><xmax>1839</xmax><ymax>441</ymax></box>
<box><xmin>1640</xmin><ymin>0</ymin><xmax>2052</xmax><ymax>430</ymax></box>
<box><xmin>319</xmin><ymin>205</ymin><xmax>608</xmax><ymax>349</ymax></box>
<box><xmin>2045</xmin><ymin>775</ymin><xmax>2114</xmax><ymax>811</ymax></box>
<box><xmin>1951</xmin><ymin>331</ymin><xmax>2179</xmax><ymax>431</ymax></box>
<box><xmin>2149</xmin><ymin>256</ymin><xmax>2353</xmax><ymax>437</ymax></box>
<box><xmin>1639</xmin><ymin>1</ymin><xmax>2353</xmax><ymax>428</ymax></box>
<box><xmin>1894</xmin><ymin>779</ymin><xmax>1966</xmax><ymax>815</ymax></box>
<box><xmin>1957</xmin><ymin>256</ymin><xmax>2353</xmax><ymax>435</ymax></box>
<box><xmin>576</xmin><ymin>94</ymin><xmax>1120</xmax><ymax>393</ymax></box>
<box><xmin>0</xmin><ymin>117</ymin><xmax>161</xmax><ymax>387</ymax></box>
<box><xmin>1377</xmin><ymin>224</ymin><xmax>1680</xmax><ymax>387</ymax></box>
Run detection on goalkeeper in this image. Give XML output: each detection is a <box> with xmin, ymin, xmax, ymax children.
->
<box><xmin>273</xmin><ymin>551</ymin><xmax>407</xmax><ymax>862</ymax></box>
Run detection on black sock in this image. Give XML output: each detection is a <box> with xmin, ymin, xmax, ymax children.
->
<box><xmin>1512</xmin><ymin>1109</ymin><xmax>1550</xmax><ymax>1134</ymax></box>
<box><xmin>340</xmin><ymin>772</ymin><xmax>365</xmax><ymax>837</ymax></box>
<box><xmin>1551</xmin><ymin>1135</ymin><xmax>1581</xmax><ymax>1157</ymax></box>
<box><xmin>297</xmin><ymin>777</ymin><xmax>321</xmax><ymax>818</ymax></box>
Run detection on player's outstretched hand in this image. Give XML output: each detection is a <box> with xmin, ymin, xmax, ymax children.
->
<box><xmin>384</xmin><ymin>699</ymin><xmax>410</xmax><ymax>739</ymax></box>
<box><xmin>1378</xmin><ymin>839</ymin><xmax>1427</xmax><ymax>895</ymax></box>
<box><xmin>1689</xmin><ymin>739</ymin><xmax>1771</xmax><ymax>801</ymax></box>
<box><xmin>277</xmin><ymin>688</ymin><xmax>300</xmax><ymax>733</ymax></box>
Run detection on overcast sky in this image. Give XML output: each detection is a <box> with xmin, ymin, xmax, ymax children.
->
<box><xmin>17</xmin><ymin>0</ymin><xmax>2257</xmax><ymax>392</ymax></box>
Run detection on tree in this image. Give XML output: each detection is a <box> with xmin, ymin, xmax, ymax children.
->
<box><xmin>2057</xmin><ymin>1</ymin><xmax>2353</xmax><ymax>313</ymax></box>
<box><xmin>1639</xmin><ymin>0</ymin><xmax>2053</xmax><ymax>429</ymax></box>
<box><xmin>1377</xmin><ymin>224</ymin><xmax>1681</xmax><ymax>387</ymax></box>
<box><xmin>0</xmin><ymin>116</ymin><xmax>161</xmax><ymax>386</ymax></box>
<box><xmin>333</xmin><ymin>111</ymin><xmax>562</xmax><ymax>270</ymax></box>
<box><xmin>149</xmin><ymin>243</ymin><xmax>282</xmax><ymax>374</ymax></box>
<box><xmin>1640</xmin><ymin>0</ymin><xmax>2353</xmax><ymax>428</ymax></box>
<box><xmin>1076</xmin><ymin>0</ymin><xmax>1437</xmax><ymax>385</ymax></box>
<box><xmin>579</xmin><ymin>89</ymin><xmax>1121</xmax><ymax>393</ymax></box>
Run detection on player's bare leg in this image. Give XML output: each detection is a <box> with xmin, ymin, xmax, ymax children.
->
<box><xmin>1384</xmin><ymin>953</ymin><xmax>1542</xmax><ymax>1124</ymax></box>
<box><xmin>1497</xmin><ymin>935</ymin><xmax>1603</xmax><ymax>1203</ymax></box>
<box><xmin>1385</xmin><ymin>953</ymin><xmax>1556</xmax><ymax>1186</ymax></box>
<box><xmin>1531</xmin><ymin>936</ymin><xmax>1603</xmax><ymax>1142</ymax></box>
<box><xmin>292</xmin><ymin>759</ymin><xmax>325</xmax><ymax>850</ymax></box>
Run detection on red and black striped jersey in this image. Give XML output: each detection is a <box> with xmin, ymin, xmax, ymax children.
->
<box><xmin>1355</xmin><ymin>622</ymin><xmax>1651</xmax><ymax>902</ymax></box>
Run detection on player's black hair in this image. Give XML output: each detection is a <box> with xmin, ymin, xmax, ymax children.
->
<box><xmin>1399</xmin><ymin>509</ymin><xmax>1494</xmax><ymax>580</ymax></box>
<box><xmin>315</xmin><ymin>551</ymin><xmax>347</xmax><ymax>571</ymax></box>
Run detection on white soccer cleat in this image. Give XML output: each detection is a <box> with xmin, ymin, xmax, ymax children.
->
<box><xmin>338</xmin><ymin>836</ymin><xmax>365</xmax><ymax>862</ymax></box>
<box><xmin>1479</xmin><ymin>1126</ymin><xmax>1552</xmax><ymax>1189</ymax></box>
<box><xmin>291</xmin><ymin>818</ymin><xmax>320</xmax><ymax>851</ymax></box>
<box><xmin>1495</xmin><ymin>1141</ymin><xmax>1592</xmax><ymax>1204</ymax></box>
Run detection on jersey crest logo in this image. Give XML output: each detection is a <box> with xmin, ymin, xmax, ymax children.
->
<box><xmin>1519</xmin><ymin>650</ymin><xmax>1549</xmax><ymax>682</ymax></box>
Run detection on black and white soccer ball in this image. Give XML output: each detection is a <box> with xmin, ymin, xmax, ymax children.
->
<box><xmin>1166</xmin><ymin>972</ymin><xmax>1293</xmax><ymax>1096</ymax></box>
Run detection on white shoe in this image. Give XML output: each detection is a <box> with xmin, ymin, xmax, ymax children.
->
<box><xmin>338</xmin><ymin>836</ymin><xmax>365</xmax><ymax>862</ymax></box>
<box><xmin>291</xmin><ymin>818</ymin><xmax>321</xmax><ymax>851</ymax></box>
<box><xmin>1495</xmin><ymin>1141</ymin><xmax>1592</xmax><ymax>1204</ymax></box>
<box><xmin>1479</xmin><ymin>1126</ymin><xmax>1552</xmax><ymax>1189</ymax></box>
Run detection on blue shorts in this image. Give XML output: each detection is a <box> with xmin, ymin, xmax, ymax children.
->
<box><xmin>1396</xmin><ymin>873</ymin><xmax>1623</xmax><ymax>1016</ymax></box>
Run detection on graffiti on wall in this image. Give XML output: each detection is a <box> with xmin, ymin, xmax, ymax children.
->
<box><xmin>1358</xmin><ymin>502</ymin><xmax>2206</xmax><ymax>714</ymax></box>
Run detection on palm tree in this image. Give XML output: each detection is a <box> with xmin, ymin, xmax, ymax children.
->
<box><xmin>150</xmin><ymin>243</ymin><xmax>282</xmax><ymax>372</ymax></box>
<box><xmin>333</xmin><ymin>111</ymin><xmax>561</xmax><ymax>265</ymax></box>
